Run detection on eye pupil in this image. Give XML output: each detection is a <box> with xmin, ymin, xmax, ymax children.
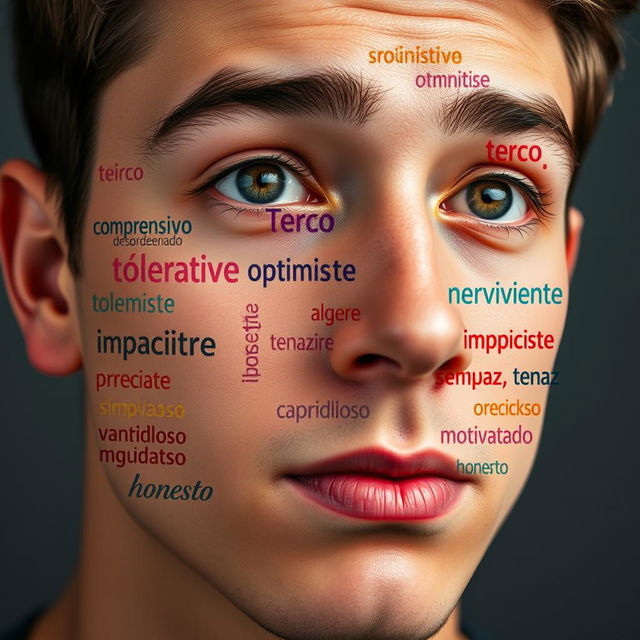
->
<box><xmin>235</xmin><ymin>162</ymin><xmax>285</xmax><ymax>203</ymax></box>
<box><xmin>467</xmin><ymin>180</ymin><xmax>513</xmax><ymax>220</ymax></box>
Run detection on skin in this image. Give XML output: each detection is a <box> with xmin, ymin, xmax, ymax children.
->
<box><xmin>0</xmin><ymin>1</ymin><xmax>584</xmax><ymax>638</ymax></box>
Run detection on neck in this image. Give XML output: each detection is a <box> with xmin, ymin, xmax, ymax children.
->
<box><xmin>31</xmin><ymin>434</ymin><xmax>467</xmax><ymax>640</ymax></box>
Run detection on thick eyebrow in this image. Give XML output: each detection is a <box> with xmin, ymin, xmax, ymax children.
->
<box><xmin>144</xmin><ymin>67</ymin><xmax>383</xmax><ymax>155</ymax></box>
<box><xmin>439</xmin><ymin>89</ymin><xmax>577</xmax><ymax>171</ymax></box>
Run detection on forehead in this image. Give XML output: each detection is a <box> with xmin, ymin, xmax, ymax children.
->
<box><xmin>100</xmin><ymin>0</ymin><xmax>573</xmax><ymax>148</ymax></box>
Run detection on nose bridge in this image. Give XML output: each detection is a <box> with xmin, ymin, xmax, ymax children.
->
<box><xmin>329</xmin><ymin>189</ymin><xmax>470</xmax><ymax>384</ymax></box>
<box><xmin>366</xmin><ymin>188</ymin><xmax>446</xmax><ymax>321</ymax></box>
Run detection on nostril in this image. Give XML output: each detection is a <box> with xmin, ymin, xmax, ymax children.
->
<box><xmin>436</xmin><ymin>355</ymin><xmax>467</xmax><ymax>376</ymax></box>
<box><xmin>356</xmin><ymin>354</ymin><xmax>379</xmax><ymax>367</ymax></box>
<box><xmin>356</xmin><ymin>354</ymin><xmax>395</xmax><ymax>368</ymax></box>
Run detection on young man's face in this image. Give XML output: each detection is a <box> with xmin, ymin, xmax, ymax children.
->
<box><xmin>77</xmin><ymin>0</ymin><xmax>577</xmax><ymax>637</ymax></box>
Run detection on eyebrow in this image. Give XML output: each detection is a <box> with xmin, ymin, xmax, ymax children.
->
<box><xmin>439</xmin><ymin>89</ymin><xmax>577</xmax><ymax>171</ymax></box>
<box><xmin>145</xmin><ymin>67</ymin><xmax>384</xmax><ymax>155</ymax></box>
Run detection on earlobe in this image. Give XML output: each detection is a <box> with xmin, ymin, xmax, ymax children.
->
<box><xmin>566</xmin><ymin>206</ymin><xmax>583</xmax><ymax>281</ymax></box>
<box><xmin>0</xmin><ymin>159</ymin><xmax>82</xmax><ymax>375</ymax></box>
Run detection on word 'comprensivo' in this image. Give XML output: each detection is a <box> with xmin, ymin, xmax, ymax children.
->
<box><xmin>98</xmin><ymin>425</ymin><xmax>186</xmax><ymax>444</ymax></box>
<box><xmin>93</xmin><ymin>216</ymin><xmax>192</xmax><ymax>238</ymax></box>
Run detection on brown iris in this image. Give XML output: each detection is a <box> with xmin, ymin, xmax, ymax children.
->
<box><xmin>235</xmin><ymin>162</ymin><xmax>285</xmax><ymax>204</ymax></box>
<box><xmin>465</xmin><ymin>179</ymin><xmax>513</xmax><ymax>220</ymax></box>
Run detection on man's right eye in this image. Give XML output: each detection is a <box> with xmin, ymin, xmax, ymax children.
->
<box><xmin>211</xmin><ymin>160</ymin><xmax>319</xmax><ymax>207</ymax></box>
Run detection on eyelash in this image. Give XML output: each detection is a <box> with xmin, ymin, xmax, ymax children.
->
<box><xmin>483</xmin><ymin>171</ymin><xmax>552</xmax><ymax>219</ymax></box>
<box><xmin>456</xmin><ymin>171</ymin><xmax>553</xmax><ymax>219</ymax></box>
<box><xmin>443</xmin><ymin>170</ymin><xmax>554</xmax><ymax>236</ymax></box>
<box><xmin>190</xmin><ymin>157</ymin><xmax>554</xmax><ymax>237</ymax></box>
<box><xmin>189</xmin><ymin>152</ymin><xmax>315</xmax><ymax>206</ymax></box>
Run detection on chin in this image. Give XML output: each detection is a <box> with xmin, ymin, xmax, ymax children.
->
<box><xmin>223</xmin><ymin>564</ymin><xmax>457</xmax><ymax>640</ymax></box>
<box><xmin>249</xmin><ymin>605</ymin><xmax>452</xmax><ymax>640</ymax></box>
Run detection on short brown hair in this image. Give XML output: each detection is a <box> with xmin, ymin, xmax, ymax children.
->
<box><xmin>12</xmin><ymin>1</ymin><xmax>156</xmax><ymax>273</ymax></box>
<box><xmin>11</xmin><ymin>0</ymin><xmax>638</xmax><ymax>273</ymax></box>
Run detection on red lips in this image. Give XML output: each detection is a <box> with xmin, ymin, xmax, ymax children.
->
<box><xmin>284</xmin><ymin>448</ymin><xmax>470</xmax><ymax>521</ymax></box>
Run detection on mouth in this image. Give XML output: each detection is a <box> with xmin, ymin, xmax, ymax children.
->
<box><xmin>283</xmin><ymin>448</ymin><xmax>471</xmax><ymax>521</ymax></box>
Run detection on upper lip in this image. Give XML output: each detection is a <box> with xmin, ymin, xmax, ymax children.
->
<box><xmin>283</xmin><ymin>447</ymin><xmax>473</xmax><ymax>482</ymax></box>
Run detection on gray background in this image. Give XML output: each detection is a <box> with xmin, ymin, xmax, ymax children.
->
<box><xmin>1</xmin><ymin>3</ymin><xmax>638</xmax><ymax>638</ymax></box>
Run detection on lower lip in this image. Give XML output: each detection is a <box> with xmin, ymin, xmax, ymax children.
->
<box><xmin>287</xmin><ymin>474</ymin><xmax>464</xmax><ymax>520</ymax></box>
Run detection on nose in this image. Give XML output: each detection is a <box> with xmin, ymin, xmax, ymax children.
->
<box><xmin>329</xmin><ymin>214</ymin><xmax>470</xmax><ymax>384</ymax></box>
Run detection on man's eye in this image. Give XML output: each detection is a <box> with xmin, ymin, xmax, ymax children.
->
<box><xmin>214</xmin><ymin>161</ymin><xmax>309</xmax><ymax>205</ymax></box>
<box><xmin>442</xmin><ymin>179</ymin><xmax>527</xmax><ymax>223</ymax></box>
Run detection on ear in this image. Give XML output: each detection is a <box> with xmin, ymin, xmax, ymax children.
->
<box><xmin>0</xmin><ymin>159</ymin><xmax>82</xmax><ymax>375</ymax></box>
<box><xmin>566</xmin><ymin>206</ymin><xmax>583</xmax><ymax>281</ymax></box>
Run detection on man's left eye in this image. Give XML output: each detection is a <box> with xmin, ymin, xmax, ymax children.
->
<box><xmin>214</xmin><ymin>161</ymin><xmax>309</xmax><ymax>205</ymax></box>
<box><xmin>441</xmin><ymin>179</ymin><xmax>528</xmax><ymax>223</ymax></box>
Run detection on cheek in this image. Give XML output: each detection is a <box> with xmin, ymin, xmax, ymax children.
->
<box><xmin>442</xmin><ymin>242</ymin><xmax>568</xmax><ymax>512</ymax></box>
<box><xmin>79</xmin><ymin>203</ymin><xmax>313</xmax><ymax>538</ymax></box>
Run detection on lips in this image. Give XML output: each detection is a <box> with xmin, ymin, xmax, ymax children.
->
<box><xmin>284</xmin><ymin>448</ymin><xmax>469</xmax><ymax>521</ymax></box>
